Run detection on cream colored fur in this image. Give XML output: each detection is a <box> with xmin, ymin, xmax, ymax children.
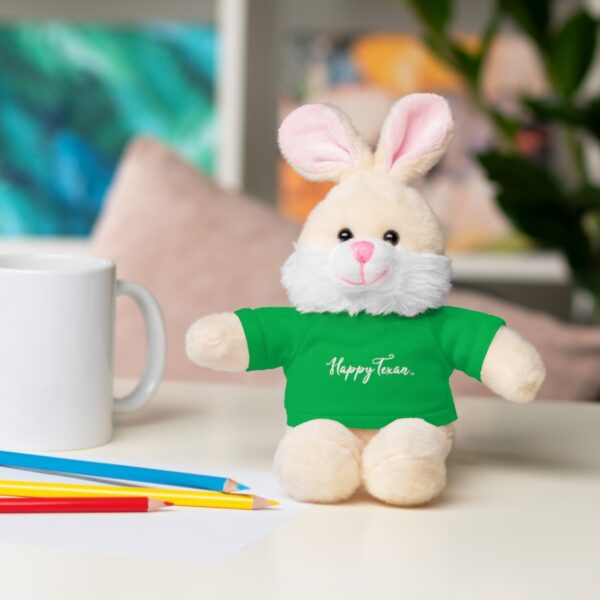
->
<box><xmin>185</xmin><ymin>312</ymin><xmax>249</xmax><ymax>371</ymax></box>
<box><xmin>481</xmin><ymin>326</ymin><xmax>546</xmax><ymax>403</ymax></box>
<box><xmin>362</xmin><ymin>419</ymin><xmax>450</xmax><ymax>505</ymax></box>
<box><xmin>297</xmin><ymin>174</ymin><xmax>446</xmax><ymax>253</ymax></box>
<box><xmin>185</xmin><ymin>94</ymin><xmax>546</xmax><ymax>507</ymax></box>
<box><xmin>274</xmin><ymin>419</ymin><xmax>454</xmax><ymax>506</ymax></box>
<box><xmin>274</xmin><ymin>420</ymin><xmax>363</xmax><ymax>503</ymax></box>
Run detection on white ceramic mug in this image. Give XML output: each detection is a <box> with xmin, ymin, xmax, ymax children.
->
<box><xmin>0</xmin><ymin>254</ymin><xmax>166</xmax><ymax>451</ymax></box>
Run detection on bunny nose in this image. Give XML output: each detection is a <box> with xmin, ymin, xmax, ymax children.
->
<box><xmin>351</xmin><ymin>241</ymin><xmax>374</xmax><ymax>264</ymax></box>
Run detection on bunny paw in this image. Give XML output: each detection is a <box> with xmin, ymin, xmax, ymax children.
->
<box><xmin>185</xmin><ymin>312</ymin><xmax>249</xmax><ymax>371</ymax></box>
<box><xmin>362</xmin><ymin>419</ymin><xmax>449</xmax><ymax>506</ymax></box>
<box><xmin>481</xmin><ymin>326</ymin><xmax>546</xmax><ymax>403</ymax></box>
<box><xmin>274</xmin><ymin>419</ymin><xmax>362</xmax><ymax>503</ymax></box>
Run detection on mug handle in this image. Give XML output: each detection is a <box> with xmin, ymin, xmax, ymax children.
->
<box><xmin>113</xmin><ymin>280</ymin><xmax>167</xmax><ymax>413</ymax></box>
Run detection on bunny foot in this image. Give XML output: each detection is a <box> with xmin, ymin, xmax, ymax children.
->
<box><xmin>362</xmin><ymin>418</ymin><xmax>451</xmax><ymax>506</ymax></box>
<box><xmin>274</xmin><ymin>419</ymin><xmax>362</xmax><ymax>503</ymax></box>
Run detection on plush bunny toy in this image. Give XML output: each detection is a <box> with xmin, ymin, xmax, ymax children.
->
<box><xmin>186</xmin><ymin>93</ymin><xmax>546</xmax><ymax>506</ymax></box>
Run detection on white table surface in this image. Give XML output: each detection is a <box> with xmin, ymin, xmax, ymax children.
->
<box><xmin>1</xmin><ymin>380</ymin><xmax>599</xmax><ymax>600</ymax></box>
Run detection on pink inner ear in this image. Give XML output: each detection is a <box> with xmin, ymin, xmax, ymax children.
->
<box><xmin>278</xmin><ymin>104</ymin><xmax>360</xmax><ymax>175</ymax></box>
<box><xmin>385</xmin><ymin>94</ymin><xmax>453</xmax><ymax>171</ymax></box>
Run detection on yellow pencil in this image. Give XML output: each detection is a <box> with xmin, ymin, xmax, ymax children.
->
<box><xmin>0</xmin><ymin>480</ymin><xmax>278</xmax><ymax>510</ymax></box>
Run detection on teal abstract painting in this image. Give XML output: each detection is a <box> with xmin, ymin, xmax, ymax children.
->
<box><xmin>0</xmin><ymin>22</ymin><xmax>217</xmax><ymax>236</ymax></box>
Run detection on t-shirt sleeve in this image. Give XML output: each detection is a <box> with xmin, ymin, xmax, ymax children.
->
<box><xmin>427</xmin><ymin>306</ymin><xmax>506</xmax><ymax>381</ymax></box>
<box><xmin>234</xmin><ymin>307</ymin><xmax>301</xmax><ymax>371</ymax></box>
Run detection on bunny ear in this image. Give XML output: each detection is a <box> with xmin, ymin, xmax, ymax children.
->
<box><xmin>375</xmin><ymin>94</ymin><xmax>455</xmax><ymax>184</ymax></box>
<box><xmin>278</xmin><ymin>103</ymin><xmax>372</xmax><ymax>182</ymax></box>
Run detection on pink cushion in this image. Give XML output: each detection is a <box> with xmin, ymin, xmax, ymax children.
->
<box><xmin>90</xmin><ymin>137</ymin><xmax>298</xmax><ymax>384</ymax></box>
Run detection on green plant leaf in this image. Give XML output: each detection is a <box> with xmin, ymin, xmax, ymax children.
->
<box><xmin>487</xmin><ymin>108</ymin><xmax>520</xmax><ymax>139</ymax></box>
<box><xmin>524</xmin><ymin>97</ymin><xmax>582</xmax><ymax>125</ymax></box>
<box><xmin>572</xmin><ymin>186</ymin><xmax>600</xmax><ymax>211</ymax></box>
<box><xmin>478</xmin><ymin>151</ymin><xmax>593</xmax><ymax>272</ymax></box>
<box><xmin>478</xmin><ymin>151</ymin><xmax>564</xmax><ymax>204</ymax></box>
<box><xmin>448</xmin><ymin>41</ymin><xmax>481</xmax><ymax>85</ymax></box>
<box><xmin>422</xmin><ymin>32</ymin><xmax>450</xmax><ymax>64</ymax></box>
<box><xmin>582</xmin><ymin>209</ymin><xmax>600</xmax><ymax>254</ymax></box>
<box><xmin>525</xmin><ymin>95</ymin><xmax>600</xmax><ymax>143</ymax></box>
<box><xmin>404</xmin><ymin>0</ymin><xmax>452</xmax><ymax>33</ymax></box>
<box><xmin>548</xmin><ymin>10</ymin><xmax>597</xmax><ymax>98</ymax></box>
<box><xmin>499</xmin><ymin>0</ymin><xmax>551</xmax><ymax>45</ymax></box>
<box><xmin>583</xmin><ymin>97</ymin><xmax>600</xmax><ymax>140</ymax></box>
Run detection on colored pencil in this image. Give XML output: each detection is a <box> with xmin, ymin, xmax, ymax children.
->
<box><xmin>0</xmin><ymin>450</ymin><xmax>248</xmax><ymax>492</ymax></box>
<box><xmin>0</xmin><ymin>481</ymin><xmax>278</xmax><ymax>510</ymax></box>
<box><xmin>0</xmin><ymin>496</ymin><xmax>171</xmax><ymax>513</ymax></box>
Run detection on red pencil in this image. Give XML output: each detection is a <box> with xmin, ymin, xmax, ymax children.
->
<box><xmin>0</xmin><ymin>496</ymin><xmax>172</xmax><ymax>513</ymax></box>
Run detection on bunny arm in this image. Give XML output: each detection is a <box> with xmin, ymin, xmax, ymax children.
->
<box><xmin>480</xmin><ymin>326</ymin><xmax>546</xmax><ymax>403</ymax></box>
<box><xmin>185</xmin><ymin>312</ymin><xmax>249</xmax><ymax>371</ymax></box>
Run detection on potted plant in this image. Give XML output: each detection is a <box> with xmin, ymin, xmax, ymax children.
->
<box><xmin>403</xmin><ymin>0</ymin><xmax>600</xmax><ymax>319</ymax></box>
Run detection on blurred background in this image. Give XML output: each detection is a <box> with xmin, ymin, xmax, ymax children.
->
<box><xmin>0</xmin><ymin>0</ymin><xmax>599</xmax><ymax>400</ymax></box>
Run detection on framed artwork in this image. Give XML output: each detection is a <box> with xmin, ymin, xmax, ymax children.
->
<box><xmin>0</xmin><ymin>21</ymin><xmax>217</xmax><ymax>235</ymax></box>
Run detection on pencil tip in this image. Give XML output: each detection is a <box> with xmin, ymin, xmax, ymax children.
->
<box><xmin>224</xmin><ymin>479</ymin><xmax>250</xmax><ymax>493</ymax></box>
<box><xmin>252</xmin><ymin>496</ymin><xmax>279</xmax><ymax>509</ymax></box>
<box><xmin>148</xmin><ymin>499</ymin><xmax>173</xmax><ymax>511</ymax></box>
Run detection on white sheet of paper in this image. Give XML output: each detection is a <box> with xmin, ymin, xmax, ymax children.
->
<box><xmin>0</xmin><ymin>461</ymin><xmax>307</xmax><ymax>563</ymax></box>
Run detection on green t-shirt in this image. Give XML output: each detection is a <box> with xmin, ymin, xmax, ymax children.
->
<box><xmin>235</xmin><ymin>307</ymin><xmax>505</xmax><ymax>429</ymax></box>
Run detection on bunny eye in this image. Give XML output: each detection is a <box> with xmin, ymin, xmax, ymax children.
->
<box><xmin>337</xmin><ymin>228</ymin><xmax>354</xmax><ymax>242</ymax></box>
<box><xmin>383</xmin><ymin>230</ymin><xmax>400</xmax><ymax>245</ymax></box>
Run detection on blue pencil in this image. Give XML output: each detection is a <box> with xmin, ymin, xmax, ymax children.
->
<box><xmin>0</xmin><ymin>451</ymin><xmax>249</xmax><ymax>493</ymax></box>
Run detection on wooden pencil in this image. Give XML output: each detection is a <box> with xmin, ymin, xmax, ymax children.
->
<box><xmin>0</xmin><ymin>496</ymin><xmax>170</xmax><ymax>513</ymax></box>
<box><xmin>0</xmin><ymin>480</ymin><xmax>278</xmax><ymax>510</ymax></box>
<box><xmin>0</xmin><ymin>450</ymin><xmax>247</xmax><ymax>492</ymax></box>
